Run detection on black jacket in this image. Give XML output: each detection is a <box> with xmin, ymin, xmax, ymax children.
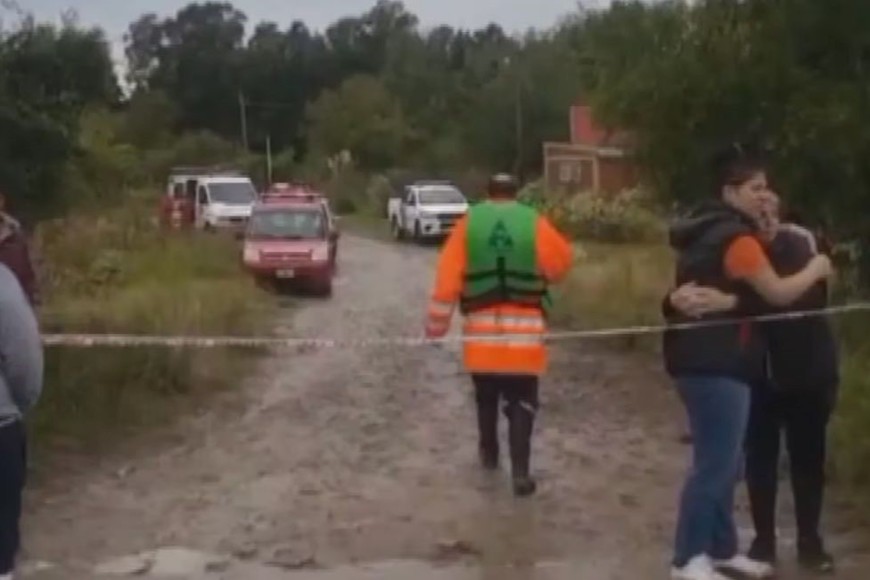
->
<box><xmin>662</xmin><ymin>201</ymin><xmax>767</xmax><ymax>384</ymax></box>
<box><xmin>763</xmin><ymin>227</ymin><xmax>839</xmax><ymax>392</ymax></box>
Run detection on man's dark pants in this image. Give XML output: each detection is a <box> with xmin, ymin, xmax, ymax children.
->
<box><xmin>471</xmin><ymin>374</ymin><xmax>539</xmax><ymax>477</ymax></box>
<box><xmin>0</xmin><ymin>420</ymin><xmax>26</xmax><ymax>574</ymax></box>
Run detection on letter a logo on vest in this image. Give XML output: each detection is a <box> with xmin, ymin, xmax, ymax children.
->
<box><xmin>488</xmin><ymin>220</ymin><xmax>514</xmax><ymax>255</ymax></box>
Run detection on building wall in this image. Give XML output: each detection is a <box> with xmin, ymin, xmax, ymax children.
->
<box><xmin>570</xmin><ymin>105</ymin><xmax>608</xmax><ymax>146</ymax></box>
<box><xmin>598</xmin><ymin>157</ymin><xmax>639</xmax><ymax>194</ymax></box>
<box><xmin>543</xmin><ymin>142</ymin><xmax>639</xmax><ymax>196</ymax></box>
<box><xmin>544</xmin><ymin>155</ymin><xmax>595</xmax><ymax>194</ymax></box>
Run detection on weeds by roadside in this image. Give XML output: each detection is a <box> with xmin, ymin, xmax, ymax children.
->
<box><xmin>550</xmin><ymin>242</ymin><xmax>672</xmax><ymax>351</ymax></box>
<box><xmin>28</xmin><ymin>195</ymin><xmax>272</xmax><ymax>469</ymax></box>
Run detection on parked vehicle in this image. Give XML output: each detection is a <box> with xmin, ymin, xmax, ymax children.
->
<box><xmin>387</xmin><ymin>180</ymin><xmax>469</xmax><ymax>242</ymax></box>
<box><xmin>241</xmin><ymin>186</ymin><xmax>339</xmax><ymax>296</ymax></box>
<box><xmin>159</xmin><ymin>167</ymin><xmax>257</xmax><ymax>232</ymax></box>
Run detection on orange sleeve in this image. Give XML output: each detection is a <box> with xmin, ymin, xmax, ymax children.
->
<box><xmin>723</xmin><ymin>235</ymin><xmax>771</xmax><ymax>279</ymax></box>
<box><xmin>535</xmin><ymin>216</ymin><xmax>573</xmax><ymax>283</ymax></box>
<box><xmin>431</xmin><ymin>215</ymin><xmax>468</xmax><ymax>303</ymax></box>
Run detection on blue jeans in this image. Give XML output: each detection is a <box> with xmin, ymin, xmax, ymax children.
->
<box><xmin>673</xmin><ymin>375</ymin><xmax>751</xmax><ymax>567</ymax></box>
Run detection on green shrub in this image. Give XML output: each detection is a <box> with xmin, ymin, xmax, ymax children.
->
<box><xmin>521</xmin><ymin>183</ymin><xmax>665</xmax><ymax>244</ymax></box>
<box><xmin>29</xmin><ymin>200</ymin><xmax>270</xmax><ymax>465</ymax></box>
<box><xmin>550</xmin><ymin>241</ymin><xmax>671</xmax><ymax>351</ymax></box>
<box><xmin>831</xmin><ymin>341</ymin><xmax>870</xmax><ymax>488</ymax></box>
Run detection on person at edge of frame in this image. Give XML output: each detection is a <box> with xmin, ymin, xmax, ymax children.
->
<box><xmin>424</xmin><ymin>173</ymin><xmax>572</xmax><ymax>497</ymax></box>
<box><xmin>0</xmin><ymin>262</ymin><xmax>44</xmax><ymax>580</ymax></box>
<box><xmin>669</xmin><ymin>188</ymin><xmax>839</xmax><ymax>575</ymax></box>
<box><xmin>660</xmin><ymin>142</ymin><xmax>834</xmax><ymax>580</ymax></box>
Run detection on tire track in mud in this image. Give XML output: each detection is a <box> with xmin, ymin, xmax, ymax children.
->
<box><xmin>20</xmin><ymin>235</ymin><xmax>870</xmax><ymax>579</ymax></box>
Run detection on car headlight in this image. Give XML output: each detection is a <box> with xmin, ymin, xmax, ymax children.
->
<box><xmin>243</xmin><ymin>246</ymin><xmax>259</xmax><ymax>263</ymax></box>
<box><xmin>311</xmin><ymin>245</ymin><xmax>329</xmax><ymax>261</ymax></box>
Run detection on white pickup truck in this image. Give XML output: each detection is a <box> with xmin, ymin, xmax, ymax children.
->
<box><xmin>387</xmin><ymin>181</ymin><xmax>470</xmax><ymax>241</ymax></box>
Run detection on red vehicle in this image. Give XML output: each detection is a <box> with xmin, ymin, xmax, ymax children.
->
<box><xmin>241</xmin><ymin>185</ymin><xmax>339</xmax><ymax>296</ymax></box>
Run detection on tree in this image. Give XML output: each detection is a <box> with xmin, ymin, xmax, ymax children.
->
<box><xmin>305</xmin><ymin>75</ymin><xmax>412</xmax><ymax>171</ymax></box>
<box><xmin>0</xmin><ymin>20</ymin><xmax>117</xmax><ymax>220</ymax></box>
<box><xmin>123</xmin><ymin>3</ymin><xmax>247</xmax><ymax>139</ymax></box>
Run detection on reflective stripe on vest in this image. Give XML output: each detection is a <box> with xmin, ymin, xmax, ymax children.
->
<box><xmin>464</xmin><ymin>312</ymin><xmax>546</xmax><ymax>333</ymax></box>
<box><xmin>428</xmin><ymin>299</ymin><xmax>455</xmax><ymax>319</ymax></box>
<box><xmin>463</xmin><ymin>333</ymin><xmax>544</xmax><ymax>347</ymax></box>
<box><xmin>427</xmin><ymin>299</ymin><xmax>455</xmax><ymax>333</ymax></box>
<box><xmin>460</xmin><ymin>201</ymin><xmax>550</xmax><ymax>314</ymax></box>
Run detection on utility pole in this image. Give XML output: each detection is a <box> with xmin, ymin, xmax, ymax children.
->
<box><xmin>238</xmin><ymin>91</ymin><xmax>249</xmax><ymax>152</ymax></box>
<box><xmin>514</xmin><ymin>76</ymin><xmax>524</xmax><ymax>181</ymax></box>
<box><xmin>266</xmin><ymin>135</ymin><xmax>273</xmax><ymax>186</ymax></box>
<box><xmin>501</xmin><ymin>55</ymin><xmax>524</xmax><ymax>180</ymax></box>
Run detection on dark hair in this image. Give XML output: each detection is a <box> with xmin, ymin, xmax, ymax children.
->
<box><xmin>711</xmin><ymin>141</ymin><xmax>768</xmax><ymax>195</ymax></box>
<box><xmin>488</xmin><ymin>173</ymin><xmax>519</xmax><ymax>197</ymax></box>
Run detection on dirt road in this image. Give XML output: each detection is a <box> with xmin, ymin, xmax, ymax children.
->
<box><xmin>21</xmin><ymin>235</ymin><xmax>869</xmax><ymax>579</ymax></box>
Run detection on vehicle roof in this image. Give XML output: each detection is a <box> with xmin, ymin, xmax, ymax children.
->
<box><xmin>253</xmin><ymin>199</ymin><xmax>326</xmax><ymax>211</ymax></box>
<box><xmin>411</xmin><ymin>179</ymin><xmax>455</xmax><ymax>186</ymax></box>
<box><xmin>412</xmin><ymin>183</ymin><xmax>462</xmax><ymax>191</ymax></box>
<box><xmin>199</xmin><ymin>176</ymin><xmax>254</xmax><ymax>184</ymax></box>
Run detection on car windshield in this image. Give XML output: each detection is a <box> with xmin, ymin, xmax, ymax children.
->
<box><xmin>249</xmin><ymin>209</ymin><xmax>325</xmax><ymax>239</ymax></box>
<box><xmin>209</xmin><ymin>182</ymin><xmax>257</xmax><ymax>205</ymax></box>
<box><xmin>418</xmin><ymin>187</ymin><xmax>465</xmax><ymax>205</ymax></box>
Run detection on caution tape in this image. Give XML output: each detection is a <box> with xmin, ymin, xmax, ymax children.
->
<box><xmin>39</xmin><ymin>302</ymin><xmax>870</xmax><ymax>349</ymax></box>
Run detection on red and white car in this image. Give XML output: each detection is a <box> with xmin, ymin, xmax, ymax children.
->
<box><xmin>241</xmin><ymin>184</ymin><xmax>339</xmax><ymax>296</ymax></box>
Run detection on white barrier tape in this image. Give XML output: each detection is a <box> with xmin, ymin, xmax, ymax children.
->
<box><xmin>40</xmin><ymin>302</ymin><xmax>870</xmax><ymax>349</ymax></box>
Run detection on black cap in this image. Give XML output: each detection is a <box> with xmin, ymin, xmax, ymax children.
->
<box><xmin>488</xmin><ymin>173</ymin><xmax>519</xmax><ymax>197</ymax></box>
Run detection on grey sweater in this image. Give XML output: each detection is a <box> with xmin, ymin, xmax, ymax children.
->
<box><xmin>0</xmin><ymin>263</ymin><xmax>43</xmax><ymax>423</ymax></box>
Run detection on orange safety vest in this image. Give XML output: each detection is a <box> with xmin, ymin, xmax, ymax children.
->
<box><xmin>426</xmin><ymin>203</ymin><xmax>573</xmax><ymax>375</ymax></box>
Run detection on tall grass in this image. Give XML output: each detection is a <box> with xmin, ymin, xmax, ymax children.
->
<box><xmin>551</xmin><ymin>242</ymin><xmax>672</xmax><ymax>351</ymax></box>
<box><xmin>28</xmin><ymin>193</ymin><xmax>271</xmax><ymax>466</ymax></box>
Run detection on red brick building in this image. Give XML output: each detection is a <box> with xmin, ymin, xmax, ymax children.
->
<box><xmin>542</xmin><ymin>105</ymin><xmax>639</xmax><ymax>195</ymax></box>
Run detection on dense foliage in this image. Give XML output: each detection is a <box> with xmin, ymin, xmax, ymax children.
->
<box><xmin>4</xmin><ymin>1</ymin><xmax>869</xmax><ymax>250</ymax></box>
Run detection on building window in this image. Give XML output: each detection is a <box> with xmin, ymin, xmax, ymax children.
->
<box><xmin>559</xmin><ymin>163</ymin><xmax>573</xmax><ymax>183</ymax></box>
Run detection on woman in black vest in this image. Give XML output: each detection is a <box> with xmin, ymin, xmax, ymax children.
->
<box><xmin>662</xmin><ymin>145</ymin><xmax>833</xmax><ymax>580</ymax></box>
<box><xmin>672</xmin><ymin>190</ymin><xmax>839</xmax><ymax>574</ymax></box>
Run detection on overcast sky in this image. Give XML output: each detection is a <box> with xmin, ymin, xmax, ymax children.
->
<box><xmin>18</xmin><ymin>0</ymin><xmax>608</xmax><ymax>82</ymax></box>
<box><xmin>23</xmin><ymin>1</ymin><xmax>608</xmax><ymax>42</ymax></box>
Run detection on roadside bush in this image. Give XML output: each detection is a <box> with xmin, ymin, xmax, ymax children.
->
<box><xmin>550</xmin><ymin>241</ymin><xmax>671</xmax><ymax>351</ymax></box>
<box><xmin>141</xmin><ymin>130</ymin><xmax>244</xmax><ymax>180</ymax></box>
<box><xmin>364</xmin><ymin>174</ymin><xmax>393</xmax><ymax>217</ymax></box>
<box><xmin>521</xmin><ymin>182</ymin><xmax>665</xmax><ymax>243</ymax></box>
<box><xmin>321</xmin><ymin>167</ymin><xmax>368</xmax><ymax>215</ymax></box>
<box><xmin>831</xmin><ymin>339</ymin><xmax>870</xmax><ymax>489</ymax></box>
<box><xmin>29</xmin><ymin>197</ymin><xmax>270</xmax><ymax>466</ymax></box>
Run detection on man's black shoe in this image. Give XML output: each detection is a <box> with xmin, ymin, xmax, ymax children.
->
<box><xmin>512</xmin><ymin>476</ymin><xmax>537</xmax><ymax>497</ymax></box>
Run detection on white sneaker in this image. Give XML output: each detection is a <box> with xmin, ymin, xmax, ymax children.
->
<box><xmin>671</xmin><ymin>555</ymin><xmax>729</xmax><ymax>580</ymax></box>
<box><xmin>712</xmin><ymin>555</ymin><xmax>775</xmax><ymax>578</ymax></box>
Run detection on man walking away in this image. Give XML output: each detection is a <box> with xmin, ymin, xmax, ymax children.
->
<box><xmin>424</xmin><ymin>174</ymin><xmax>572</xmax><ymax>496</ymax></box>
<box><xmin>0</xmin><ymin>263</ymin><xmax>44</xmax><ymax>579</ymax></box>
